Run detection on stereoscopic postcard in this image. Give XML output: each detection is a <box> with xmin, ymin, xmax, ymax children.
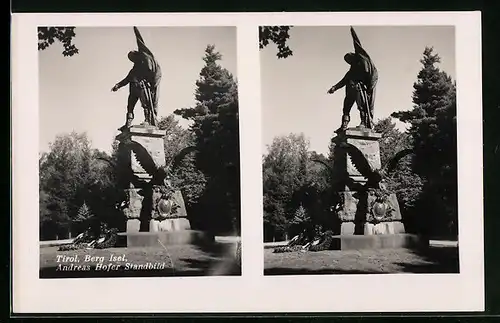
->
<box><xmin>11</xmin><ymin>11</ymin><xmax>483</xmax><ymax>314</ymax></box>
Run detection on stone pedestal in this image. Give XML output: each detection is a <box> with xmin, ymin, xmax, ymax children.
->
<box><xmin>115</xmin><ymin>125</ymin><xmax>194</xmax><ymax>239</ymax></box>
<box><xmin>118</xmin><ymin>230</ymin><xmax>214</xmax><ymax>248</ymax></box>
<box><xmin>329</xmin><ymin>127</ymin><xmax>417</xmax><ymax>249</ymax></box>
<box><xmin>121</xmin><ymin>188</ymin><xmax>144</xmax><ymax>229</ymax></box>
<box><xmin>116</xmin><ymin>126</ymin><xmax>167</xmax><ymax>233</ymax></box>
<box><xmin>149</xmin><ymin>184</ymin><xmax>192</xmax><ymax>234</ymax></box>
<box><xmin>333</xmin><ymin>127</ymin><xmax>382</xmax><ymax>184</ymax></box>
<box><xmin>126</xmin><ymin>219</ymin><xmax>141</xmax><ymax>232</ymax></box>
<box><xmin>149</xmin><ymin>218</ymin><xmax>191</xmax><ymax>232</ymax></box>
<box><xmin>116</xmin><ymin>126</ymin><xmax>167</xmax><ymax>183</ymax></box>
<box><xmin>330</xmin><ymin>234</ymin><xmax>427</xmax><ymax>251</ymax></box>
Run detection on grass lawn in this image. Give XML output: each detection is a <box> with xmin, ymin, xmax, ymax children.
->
<box><xmin>40</xmin><ymin>242</ymin><xmax>240</xmax><ymax>278</ymax></box>
<box><xmin>264</xmin><ymin>245</ymin><xmax>459</xmax><ymax>275</ymax></box>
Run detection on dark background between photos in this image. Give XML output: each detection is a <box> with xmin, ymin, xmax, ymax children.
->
<box><xmin>9</xmin><ymin>0</ymin><xmax>500</xmax><ymax>319</ymax></box>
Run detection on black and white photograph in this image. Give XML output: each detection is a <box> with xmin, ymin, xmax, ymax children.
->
<box><xmin>38</xmin><ymin>26</ymin><xmax>241</xmax><ymax>278</ymax></box>
<box><xmin>12</xmin><ymin>12</ymin><xmax>483</xmax><ymax>314</ymax></box>
<box><xmin>260</xmin><ymin>25</ymin><xmax>460</xmax><ymax>275</ymax></box>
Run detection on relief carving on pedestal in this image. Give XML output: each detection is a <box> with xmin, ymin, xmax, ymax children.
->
<box><xmin>346</xmin><ymin>139</ymin><xmax>381</xmax><ymax>177</ymax></box>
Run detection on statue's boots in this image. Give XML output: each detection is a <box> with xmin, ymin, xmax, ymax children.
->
<box><xmin>118</xmin><ymin>113</ymin><xmax>134</xmax><ymax>132</ymax></box>
<box><xmin>142</xmin><ymin>108</ymin><xmax>151</xmax><ymax>126</ymax></box>
<box><xmin>335</xmin><ymin>115</ymin><xmax>350</xmax><ymax>134</ymax></box>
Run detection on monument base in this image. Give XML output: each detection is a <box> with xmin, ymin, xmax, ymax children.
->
<box><xmin>340</xmin><ymin>221</ymin><xmax>406</xmax><ymax>235</ymax></box>
<box><xmin>149</xmin><ymin>217</ymin><xmax>191</xmax><ymax>232</ymax></box>
<box><xmin>116</xmin><ymin>230</ymin><xmax>215</xmax><ymax>248</ymax></box>
<box><xmin>330</xmin><ymin>233</ymin><xmax>428</xmax><ymax>251</ymax></box>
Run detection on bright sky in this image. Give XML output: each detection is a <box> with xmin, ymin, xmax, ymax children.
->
<box><xmin>39</xmin><ymin>26</ymin><xmax>237</xmax><ymax>154</ymax></box>
<box><xmin>260</xmin><ymin>25</ymin><xmax>456</xmax><ymax>156</ymax></box>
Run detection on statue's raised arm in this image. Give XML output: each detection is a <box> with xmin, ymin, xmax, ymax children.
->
<box><xmin>350</xmin><ymin>26</ymin><xmax>369</xmax><ymax>58</ymax></box>
<box><xmin>133</xmin><ymin>26</ymin><xmax>154</xmax><ymax>57</ymax></box>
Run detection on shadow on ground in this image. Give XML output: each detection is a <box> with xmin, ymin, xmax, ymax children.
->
<box><xmin>194</xmin><ymin>240</ymin><xmax>233</xmax><ymax>258</ymax></box>
<box><xmin>264</xmin><ymin>245</ymin><xmax>459</xmax><ymax>275</ymax></box>
<box><xmin>395</xmin><ymin>245</ymin><xmax>459</xmax><ymax>273</ymax></box>
<box><xmin>180</xmin><ymin>257</ymin><xmax>241</xmax><ymax>277</ymax></box>
<box><xmin>265</xmin><ymin>268</ymin><xmax>383</xmax><ymax>275</ymax></box>
<box><xmin>191</xmin><ymin>241</ymin><xmax>241</xmax><ymax>276</ymax></box>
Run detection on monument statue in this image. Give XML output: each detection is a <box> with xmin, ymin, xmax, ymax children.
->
<box><xmin>327</xmin><ymin>26</ymin><xmax>378</xmax><ymax>133</ymax></box>
<box><xmin>112</xmin><ymin>26</ymin><xmax>162</xmax><ymax>131</ymax></box>
<box><xmin>274</xmin><ymin>27</ymin><xmax>426</xmax><ymax>253</ymax></box>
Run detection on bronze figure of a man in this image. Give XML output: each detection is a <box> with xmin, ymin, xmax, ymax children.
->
<box><xmin>112</xmin><ymin>27</ymin><xmax>162</xmax><ymax>131</ymax></box>
<box><xmin>327</xmin><ymin>26</ymin><xmax>378</xmax><ymax>133</ymax></box>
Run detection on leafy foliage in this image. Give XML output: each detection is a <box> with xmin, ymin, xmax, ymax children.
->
<box><xmin>291</xmin><ymin>205</ymin><xmax>309</xmax><ymax>225</ymax></box>
<box><xmin>290</xmin><ymin>204</ymin><xmax>312</xmax><ymax>237</ymax></box>
<box><xmin>392</xmin><ymin>47</ymin><xmax>458</xmax><ymax>238</ymax></box>
<box><xmin>374</xmin><ymin>118</ymin><xmax>410</xmax><ymax>167</ymax></box>
<box><xmin>259</xmin><ymin>26</ymin><xmax>293</xmax><ymax>59</ymax></box>
<box><xmin>373</xmin><ymin>118</ymin><xmax>424</xmax><ymax>229</ymax></box>
<box><xmin>39</xmin><ymin>132</ymin><xmax>92</xmax><ymax>239</ymax></box>
<box><xmin>309</xmin><ymin>230</ymin><xmax>335</xmax><ymax>252</ymax></box>
<box><xmin>262</xmin><ymin>133</ymin><xmax>311</xmax><ymax>241</ymax></box>
<box><xmin>38</xmin><ymin>27</ymin><xmax>79</xmax><ymax>57</ymax></box>
<box><xmin>157</xmin><ymin>114</ymin><xmax>207</xmax><ymax>214</ymax></box>
<box><xmin>262</xmin><ymin>132</ymin><xmax>340</xmax><ymax>241</ymax></box>
<box><xmin>74</xmin><ymin>201</ymin><xmax>93</xmax><ymax>223</ymax></box>
<box><xmin>273</xmin><ymin>245</ymin><xmax>303</xmax><ymax>253</ymax></box>
<box><xmin>39</xmin><ymin>132</ymin><xmax>121</xmax><ymax>240</ymax></box>
<box><xmin>174</xmin><ymin>45</ymin><xmax>240</xmax><ymax>234</ymax></box>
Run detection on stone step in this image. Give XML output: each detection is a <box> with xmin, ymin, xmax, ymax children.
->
<box><xmin>330</xmin><ymin>233</ymin><xmax>428</xmax><ymax>251</ymax></box>
<box><xmin>116</xmin><ymin>230</ymin><xmax>214</xmax><ymax>248</ymax></box>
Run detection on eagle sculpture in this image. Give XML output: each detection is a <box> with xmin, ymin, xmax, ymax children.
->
<box><xmin>97</xmin><ymin>139</ymin><xmax>196</xmax><ymax>187</ymax></box>
<box><xmin>312</xmin><ymin>143</ymin><xmax>414</xmax><ymax>190</ymax></box>
<box><xmin>125</xmin><ymin>139</ymin><xmax>196</xmax><ymax>186</ymax></box>
<box><xmin>97</xmin><ymin>140</ymin><xmax>195</xmax><ymax>219</ymax></box>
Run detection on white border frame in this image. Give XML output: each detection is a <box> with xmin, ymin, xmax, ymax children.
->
<box><xmin>12</xmin><ymin>12</ymin><xmax>483</xmax><ymax>313</ymax></box>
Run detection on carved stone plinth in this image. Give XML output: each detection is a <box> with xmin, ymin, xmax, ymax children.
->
<box><xmin>118</xmin><ymin>231</ymin><xmax>214</xmax><ymax>248</ymax></box>
<box><xmin>363</xmin><ymin>222</ymin><xmax>405</xmax><ymax>235</ymax></box>
<box><xmin>330</xmin><ymin>233</ymin><xmax>427</xmax><ymax>250</ymax></box>
<box><xmin>126</xmin><ymin>219</ymin><xmax>141</xmax><ymax>232</ymax></box>
<box><xmin>149</xmin><ymin>188</ymin><xmax>191</xmax><ymax>232</ymax></box>
<box><xmin>331</xmin><ymin>127</ymin><xmax>406</xmax><ymax>237</ymax></box>
<box><xmin>341</xmin><ymin>222</ymin><xmax>355</xmax><ymax>235</ymax></box>
<box><xmin>116</xmin><ymin>125</ymin><xmax>167</xmax><ymax>184</ymax></box>
<box><xmin>337</xmin><ymin>191</ymin><xmax>402</xmax><ymax>223</ymax></box>
<box><xmin>332</xmin><ymin>127</ymin><xmax>382</xmax><ymax>184</ymax></box>
<box><xmin>366</xmin><ymin>191</ymin><xmax>402</xmax><ymax>222</ymax></box>
<box><xmin>150</xmin><ymin>218</ymin><xmax>191</xmax><ymax>232</ymax></box>
<box><xmin>122</xmin><ymin>188</ymin><xmax>144</xmax><ymax>220</ymax></box>
<box><xmin>151</xmin><ymin>188</ymin><xmax>188</xmax><ymax>219</ymax></box>
<box><xmin>115</xmin><ymin>125</ymin><xmax>195</xmax><ymax>236</ymax></box>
